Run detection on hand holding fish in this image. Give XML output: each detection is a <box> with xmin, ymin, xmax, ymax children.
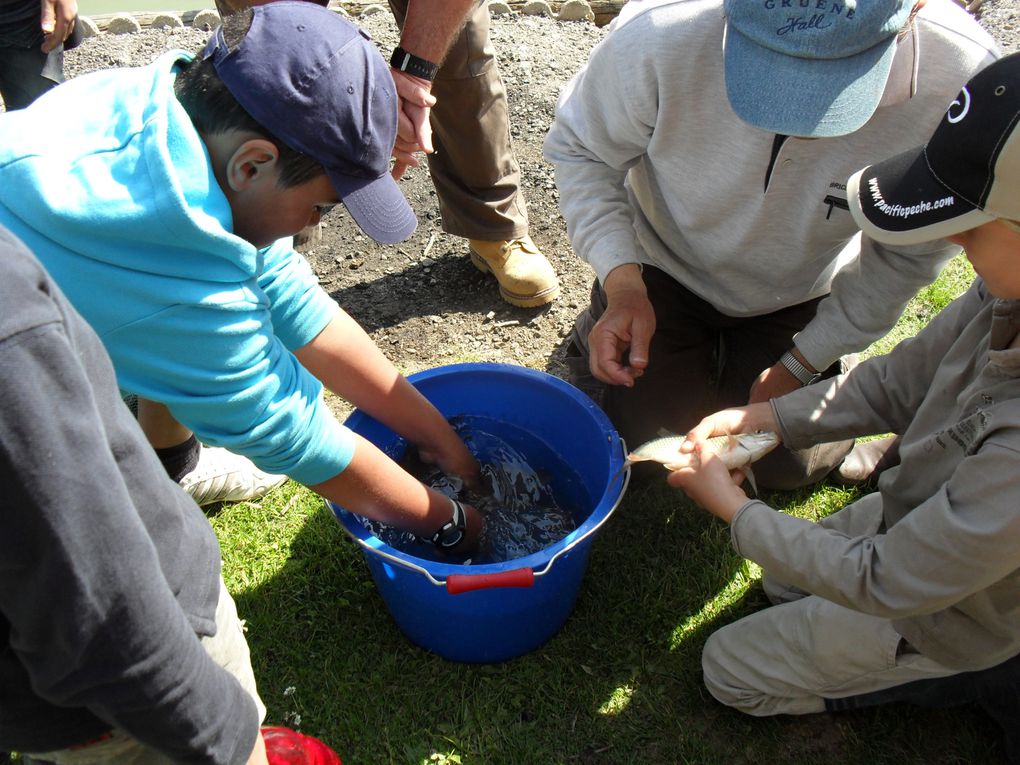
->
<box><xmin>666</xmin><ymin>442</ymin><xmax>754</xmax><ymax>523</ymax></box>
<box><xmin>680</xmin><ymin>403</ymin><xmax>780</xmax><ymax>452</ymax></box>
<box><xmin>667</xmin><ymin>403</ymin><xmax>783</xmax><ymax>522</ymax></box>
<box><xmin>588</xmin><ymin>265</ymin><xmax>655</xmax><ymax>387</ymax></box>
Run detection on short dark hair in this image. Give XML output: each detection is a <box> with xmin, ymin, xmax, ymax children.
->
<box><xmin>174</xmin><ymin>9</ymin><xmax>326</xmax><ymax>189</ymax></box>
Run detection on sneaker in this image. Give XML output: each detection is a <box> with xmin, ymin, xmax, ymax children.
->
<box><xmin>262</xmin><ymin>726</ymin><xmax>342</xmax><ymax>765</ymax></box>
<box><xmin>468</xmin><ymin>235</ymin><xmax>560</xmax><ymax>307</ymax></box>
<box><xmin>178</xmin><ymin>446</ymin><xmax>287</xmax><ymax>506</ymax></box>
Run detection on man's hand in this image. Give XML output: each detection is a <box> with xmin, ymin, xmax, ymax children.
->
<box><xmin>748</xmin><ymin>360</ymin><xmax>804</xmax><ymax>403</ymax></box>
<box><xmin>589</xmin><ymin>264</ymin><xmax>655</xmax><ymax>386</ymax></box>
<box><xmin>40</xmin><ymin>0</ymin><xmax>77</xmax><ymax>53</ymax></box>
<box><xmin>389</xmin><ymin>68</ymin><xmax>437</xmax><ymax>180</ymax></box>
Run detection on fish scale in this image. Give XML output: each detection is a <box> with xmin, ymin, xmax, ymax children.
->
<box><xmin>615</xmin><ymin>432</ymin><xmax>780</xmax><ymax>494</ymax></box>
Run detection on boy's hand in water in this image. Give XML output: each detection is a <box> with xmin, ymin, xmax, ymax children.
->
<box><xmin>428</xmin><ymin>496</ymin><xmax>484</xmax><ymax>556</ymax></box>
<box><xmin>454</xmin><ymin>501</ymin><xmax>484</xmax><ymax>555</ymax></box>
<box><xmin>418</xmin><ymin>435</ymin><xmax>482</xmax><ymax>491</ymax></box>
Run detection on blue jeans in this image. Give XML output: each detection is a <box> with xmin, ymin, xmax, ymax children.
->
<box><xmin>0</xmin><ymin>41</ymin><xmax>63</xmax><ymax>110</ymax></box>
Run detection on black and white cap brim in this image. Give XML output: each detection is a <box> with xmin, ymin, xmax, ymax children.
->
<box><xmin>848</xmin><ymin>146</ymin><xmax>994</xmax><ymax>246</ymax></box>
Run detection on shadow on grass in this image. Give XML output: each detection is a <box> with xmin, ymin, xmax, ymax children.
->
<box><xmin>218</xmin><ymin>480</ymin><xmax>1005</xmax><ymax>765</ymax></box>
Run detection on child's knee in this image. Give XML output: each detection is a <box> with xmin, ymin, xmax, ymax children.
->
<box><xmin>701</xmin><ymin>627</ymin><xmax>770</xmax><ymax>715</ymax></box>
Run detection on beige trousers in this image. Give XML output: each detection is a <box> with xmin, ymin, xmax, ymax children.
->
<box><xmin>387</xmin><ymin>0</ymin><xmax>529</xmax><ymax>240</ymax></box>
<box><xmin>701</xmin><ymin>499</ymin><xmax>961</xmax><ymax>716</ymax></box>
<box><xmin>23</xmin><ymin>580</ymin><xmax>266</xmax><ymax>765</ymax></box>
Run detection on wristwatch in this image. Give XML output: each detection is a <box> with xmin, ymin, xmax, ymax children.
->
<box><xmin>390</xmin><ymin>46</ymin><xmax>440</xmax><ymax>82</ymax></box>
<box><xmin>430</xmin><ymin>498</ymin><xmax>467</xmax><ymax>551</ymax></box>
<box><xmin>779</xmin><ymin>350</ymin><xmax>820</xmax><ymax>386</ymax></box>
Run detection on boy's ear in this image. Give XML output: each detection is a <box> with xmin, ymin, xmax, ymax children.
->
<box><xmin>224</xmin><ymin>138</ymin><xmax>280</xmax><ymax>192</ymax></box>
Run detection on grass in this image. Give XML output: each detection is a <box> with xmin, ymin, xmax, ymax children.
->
<box><xmin>864</xmin><ymin>256</ymin><xmax>976</xmax><ymax>358</ymax></box>
<box><xmin>212</xmin><ymin>255</ymin><xmax>1002</xmax><ymax>763</ymax></box>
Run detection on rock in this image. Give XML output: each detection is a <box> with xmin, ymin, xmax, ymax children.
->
<box><xmin>151</xmin><ymin>13</ymin><xmax>184</xmax><ymax>30</ymax></box>
<box><xmin>191</xmin><ymin>9</ymin><xmax>221</xmax><ymax>31</ymax></box>
<box><xmin>558</xmin><ymin>0</ymin><xmax>595</xmax><ymax>22</ymax></box>
<box><xmin>105</xmin><ymin>15</ymin><xmax>141</xmax><ymax>35</ymax></box>
<box><xmin>77</xmin><ymin>16</ymin><xmax>100</xmax><ymax>38</ymax></box>
<box><xmin>489</xmin><ymin>2</ymin><xmax>515</xmax><ymax>16</ymax></box>
<box><xmin>359</xmin><ymin>4</ymin><xmax>388</xmax><ymax>16</ymax></box>
<box><xmin>522</xmin><ymin>0</ymin><xmax>554</xmax><ymax>17</ymax></box>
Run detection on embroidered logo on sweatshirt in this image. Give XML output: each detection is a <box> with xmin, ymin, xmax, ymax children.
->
<box><xmin>823</xmin><ymin>181</ymin><xmax>849</xmax><ymax>220</ymax></box>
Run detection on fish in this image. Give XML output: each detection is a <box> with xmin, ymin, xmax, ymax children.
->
<box><xmin>616</xmin><ymin>431</ymin><xmax>780</xmax><ymax>494</ymax></box>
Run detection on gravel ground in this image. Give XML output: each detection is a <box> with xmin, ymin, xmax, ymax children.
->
<box><xmin>58</xmin><ymin>1</ymin><xmax>1020</xmax><ymax>422</ymax></box>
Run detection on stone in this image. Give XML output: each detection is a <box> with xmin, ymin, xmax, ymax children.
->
<box><xmin>359</xmin><ymin>4</ymin><xmax>387</xmax><ymax>15</ymax></box>
<box><xmin>522</xmin><ymin>0</ymin><xmax>554</xmax><ymax>17</ymax></box>
<box><xmin>77</xmin><ymin>15</ymin><xmax>100</xmax><ymax>38</ymax></box>
<box><xmin>489</xmin><ymin>1</ymin><xmax>514</xmax><ymax>16</ymax></box>
<box><xmin>558</xmin><ymin>0</ymin><xmax>595</xmax><ymax>22</ymax></box>
<box><xmin>105</xmin><ymin>14</ymin><xmax>141</xmax><ymax>34</ymax></box>
<box><xmin>151</xmin><ymin>13</ymin><xmax>184</xmax><ymax>29</ymax></box>
<box><xmin>191</xmin><ymin>9</ymin><xmax>221</xmax><ymax>30</ymax></box>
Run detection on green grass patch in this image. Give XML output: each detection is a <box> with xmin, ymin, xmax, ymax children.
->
<box><xmin>865</xmin><ymin>255</ymin><xmax>975</xmax><ymax>358</ymax></box>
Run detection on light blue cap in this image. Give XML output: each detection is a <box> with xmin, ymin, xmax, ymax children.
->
<box><xmin>723</xmin><ymin>0</ymin><xmax>914</xmax><ymax>138</ymax></box>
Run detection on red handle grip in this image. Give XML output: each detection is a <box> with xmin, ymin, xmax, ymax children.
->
<box><xmin>445</xmin><ymin>567</ymin><xmax>535</xmax><ymax>594</ymax></box>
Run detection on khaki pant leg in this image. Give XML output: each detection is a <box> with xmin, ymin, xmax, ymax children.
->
<box><xmin>701</xmin><ymin>595</ymin><xmax>962</xmax><ymax>717</ymax></box>
<box><xmin>24</xmin><ymin>580</ymin><xmax>265</xmax><ymax>765</ymax></box>
<box><xmin>389</xmin><ymin>0</ymin><xmax>528</xmax><ymax>240</ymax></box>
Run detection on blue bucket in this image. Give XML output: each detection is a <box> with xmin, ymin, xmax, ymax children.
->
<box><xmin>328</xmin><ymin>362</ymin><xmax>627</xmax><ymax>663</ymax></box>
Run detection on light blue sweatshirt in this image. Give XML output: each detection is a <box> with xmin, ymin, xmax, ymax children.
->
<box><xmin>0</xmin><ymin>50</ymin><xmax>355</xmax><ymax>485</ymax></box>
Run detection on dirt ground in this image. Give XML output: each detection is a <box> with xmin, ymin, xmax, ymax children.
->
<box><xmin>63</xmin><ymin>1</ymin><xmax>1020</xmax><ymax>422</ymax></box>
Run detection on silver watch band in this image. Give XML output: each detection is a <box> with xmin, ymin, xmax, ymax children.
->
<box><xmin>779</xmin><ymin>350</ymin><xmax>819</xmax><ymax>386</ymax></box>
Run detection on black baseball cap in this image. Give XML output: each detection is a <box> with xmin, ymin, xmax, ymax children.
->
<box><xmin>848</xmin><ymin>53</ymin><xmax>1020</xmax><ymax>245</ymax></box>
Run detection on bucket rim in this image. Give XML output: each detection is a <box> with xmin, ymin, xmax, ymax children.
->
<box><xmin>331</xmin><ymin>362</ymin><xmax>627</xmax><ymax>576</ymax></box>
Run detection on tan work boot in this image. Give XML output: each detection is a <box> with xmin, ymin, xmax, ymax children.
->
<box><xmin>468</xmin><ymin>235</ymin><xmax>560</xmax><ymax>308</ymax></box>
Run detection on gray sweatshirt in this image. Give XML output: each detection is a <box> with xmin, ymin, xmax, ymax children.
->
<box><xmin>735</xmin><ymin>280</ymin><xmax>1020</xmax><ymax>671</ymax></box>
<box><xmin>543</xmin><ymin>0</ymin><xmax>998</xmax><ymax>371</ymax></box>
<box><xmin>0</xmin><ymin>226</ymin><xmax>258</xmax><ymax>762</ymax></box>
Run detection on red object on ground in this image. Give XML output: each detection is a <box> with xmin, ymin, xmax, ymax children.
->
<box><xmin>261</xmin><ymin>726</ymin><xmax>342</xmax><ymax>765</ymax></box>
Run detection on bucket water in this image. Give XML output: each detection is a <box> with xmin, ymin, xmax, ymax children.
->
<box><xmin>329</xmin><ymin>362</ymin><xmax>627</xmax><ymax>663</ymax></box>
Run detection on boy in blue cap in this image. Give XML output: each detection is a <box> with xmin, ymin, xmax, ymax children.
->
<box><xmin>0</xmin><ymin>2</ymin><xmax>485</xmax><ymax>554</ymax></box>
<box><xmin>671</xmin><ymin>52</ymin><xmax>1020</xmax><ymax>761</ymax></box>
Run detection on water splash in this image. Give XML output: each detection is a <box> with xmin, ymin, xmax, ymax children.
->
<box><xmin>360</xmin><ymin>417</ymin><xmax>585</xmax><ymax>564</ymax></box>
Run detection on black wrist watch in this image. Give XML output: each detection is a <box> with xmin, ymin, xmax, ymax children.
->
<box><xmin>779</xmin><ymin>350</ymin><xmax>820</xmax><ymax>386</ymax></box>
<box><xmin>430</xmin><ymin>498</ymin><xmax>467</xmax><ymax>551</ymax></box>
<box><xmin>390</xmin><ymin>46</ymin><xmax>440</xmax><ymax>82</ymax></box>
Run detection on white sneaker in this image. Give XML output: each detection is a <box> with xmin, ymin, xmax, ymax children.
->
<box><xmin>179</xmin><ymin>446</ymin><xmax>288</xmax><ymax>506</ymax></box>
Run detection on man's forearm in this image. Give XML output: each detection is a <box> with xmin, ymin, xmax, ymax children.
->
<box><xmin>399</xmin><ymin>0</ymin><xmax>477</xmax><ymax>64</ymax></box>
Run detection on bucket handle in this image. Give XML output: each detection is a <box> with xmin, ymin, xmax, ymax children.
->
<box><xmin>446</xmin><ymin>568</ymin><xmax>534</xmax><ymax>594</ymax></box>
<box><xmin>333</xmin><ymin>439</ymin><xmax>630</xmax><ymax>593</ymax></box>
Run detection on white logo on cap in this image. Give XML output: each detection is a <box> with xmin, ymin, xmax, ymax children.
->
<box><xmin>947</xmin><ymin>87</ymin><xmax>971</xmax><ymax>124</ymax></box>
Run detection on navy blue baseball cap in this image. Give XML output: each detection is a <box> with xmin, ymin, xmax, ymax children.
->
<box><xmin>848</xmin><ymin>53</ymin><xmax>1020</xmax><ymax>245</ymax></box>
<box><xmin>203</xmin><ymin>1</ymin><xmax>416</xmax><ymax>244</ymax></box>
<box><xmin>723</xmin><ymin>0</ymin><xmax>914</xmax><ymax>138</ymax></box>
